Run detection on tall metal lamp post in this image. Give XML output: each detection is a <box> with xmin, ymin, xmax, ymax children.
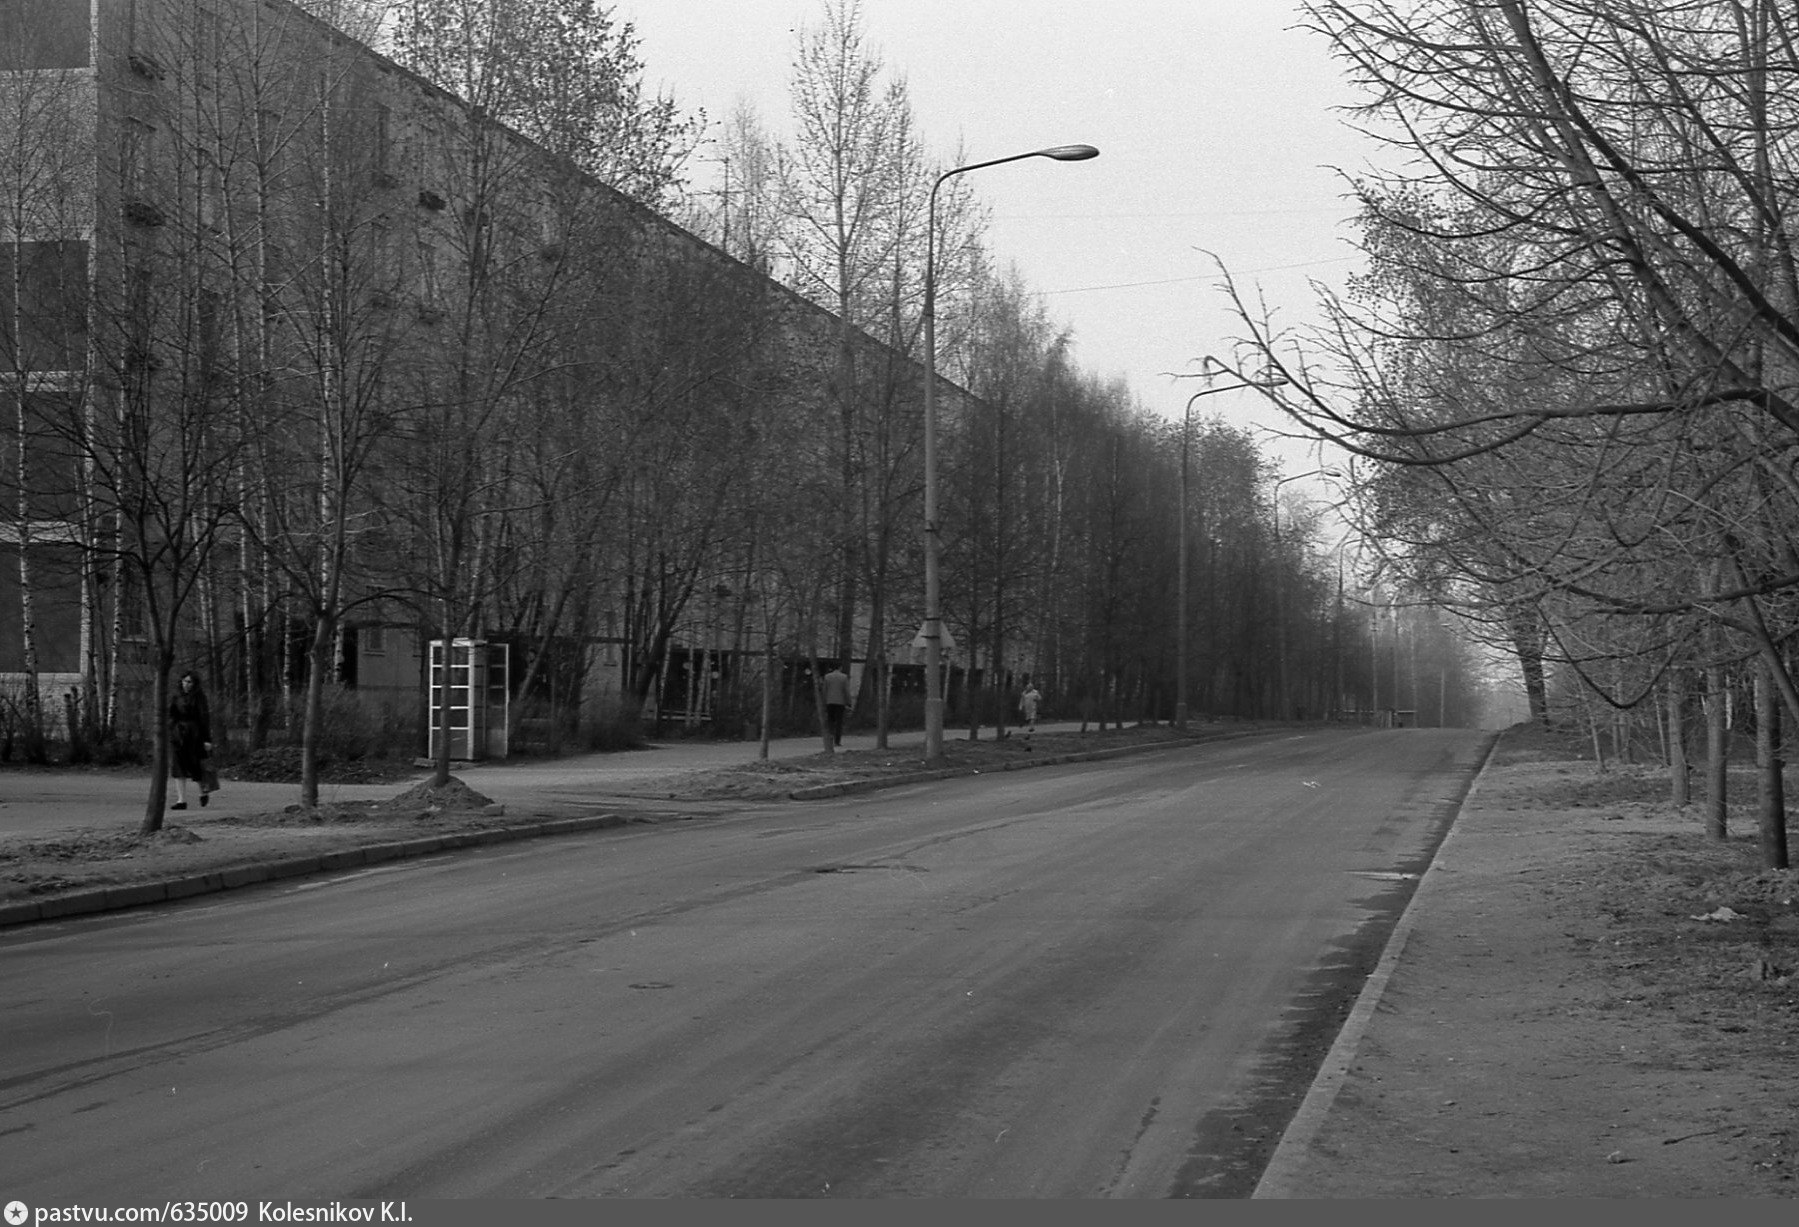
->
<box><xmin>922</xmin><ymin>143</ymin><xmax>1098</xmax><ymax>765</ymax></box>
<box><xmin>1174</xmin><ymin>358</ymin><xmax>1289</xmax><ymax>730</ymax></box>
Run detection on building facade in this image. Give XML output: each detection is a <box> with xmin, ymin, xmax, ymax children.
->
<box><xmin>1</xmin><ymin>0</ymin><xmax>962</xmax><ymax>754</ymax></box>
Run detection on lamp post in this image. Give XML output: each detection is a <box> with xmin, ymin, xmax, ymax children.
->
<box><xmin>1173</xmin><ymin>358</ymin><xmax>1288</xmax><ymax>730</ymax></box>
<box><xmin>922</xmin><ymin>143</ymin><xmax>1097</xmax><ymax>765</ymax></box>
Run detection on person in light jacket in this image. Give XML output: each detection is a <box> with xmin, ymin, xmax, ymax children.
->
<box><xmin>821</xmin><ymin>664</ymin><xmax>851</xmax><ymax>747</ymax></box>
<box><xmin>1019</xmin><ymin>677</ymin><xmax>1042</xmax><ymax>750</ymax></box>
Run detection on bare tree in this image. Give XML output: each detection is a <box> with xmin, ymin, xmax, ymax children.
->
<box><xmin>1</xmin><ymin>19</ymin><xmax>95</xmax><ymax>759</ymax></box>
<box><xmin>394</xmin><ymin>0</ymin><xmax>699</xmax><ymax>212</ymax></box>
<box><xmin>1224</xmin><ymin>0</ymin><xmax>1799</xmax><ymax>859</ymax></box>
<box><xmin>778</xmin><ymin>0</ymin><xmax>926</xmax><ymax>670</ymax></box>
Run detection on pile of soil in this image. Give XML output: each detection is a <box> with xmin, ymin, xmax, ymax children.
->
<box><xmin>389</xmin><ymin>776</ymin><xmax>497</xmax><ymax>811</ymax></box>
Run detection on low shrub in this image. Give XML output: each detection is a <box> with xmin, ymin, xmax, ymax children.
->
<box><xmin>580</xmin><ymin>699</ymin><xmax>648</xmax><ymax>752</ymax></box>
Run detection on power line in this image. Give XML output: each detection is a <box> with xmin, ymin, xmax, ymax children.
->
<box><xmin>995</xmin><ymin>207</ymin><xmax>1351</xmax><ymax>221</ymax></box>
<box><xmin>1042</xmin><ymin>256</ymin><xmax>1356</xmax><ymax>296</ymax></box>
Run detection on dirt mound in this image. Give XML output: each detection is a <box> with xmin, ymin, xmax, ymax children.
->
<box><xmin>389</xmin><ymin>776</ymin><xmax>496</xmax><ymax>811</ymax></box>
<box><xmin>0</xmin><ymin>822</ymin><xmax>204</xmax><ymax>866</ymax></box>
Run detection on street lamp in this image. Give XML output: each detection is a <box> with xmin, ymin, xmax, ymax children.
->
<box><xmin>1173</xmin><ymin>357</ymin><xmax>1288</xmax><ymax>730</ymax></box>
<box><xmin>922</xmin><ymin>143</ymin><xmax>1097</xmax><ymax>765</ymax></box>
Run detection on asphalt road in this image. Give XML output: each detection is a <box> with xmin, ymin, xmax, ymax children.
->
<box><xmin>0</xmin><ymin>726</ymin><xmax>1492</xmax><ymax>1200</ymax></box>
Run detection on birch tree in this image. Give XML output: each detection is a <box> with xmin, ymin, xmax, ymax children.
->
<box><xmin>1</xmin><ymin>13</ymin><xmax>94</xmax><ymax>758</ymax></box>
<box><xmin>779</xmin><ymin>0</ymin><xmax>923</xmax><ymax>670</ymax></box>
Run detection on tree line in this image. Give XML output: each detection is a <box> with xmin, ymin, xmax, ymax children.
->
<box><xmin>1239</xmin><ymin>0</ymin><xmax>1799</xmax><ymax>867</ymax></box>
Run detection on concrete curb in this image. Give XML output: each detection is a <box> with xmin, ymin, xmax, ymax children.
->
<box><xmin>786</xmin><ymin>728</ymin><xmax>1263</xmax><ymax>800</ymax></box>
<box><xmin>0</xmin><ymin>812</ymin><xmax>636</xmax><ymax>930</ymax></box>
<box><xmin>1250</xmin><ymin>730</ymin><xmax>1503</xmax><ymax>1198</ymax></box>
<box><xmin>0</xmin><ymin>726</ymin><xmax>1268</xmax><ymax>930</ymax></box>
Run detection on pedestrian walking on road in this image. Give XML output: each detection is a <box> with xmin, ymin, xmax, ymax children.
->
<box><xmin>168</xmin><ymin>671</ymin><xmax>214</xmax><ymax>810</ymax></box>
<box><xmin>821</xmin><ymin>664</ymin><xmax>851</xmax><ymax>747</ymax></box>
<box><xmin>1019</xmin><ymin>677</ymin><xmax>1042</xmax><ymax>750</ymax></box>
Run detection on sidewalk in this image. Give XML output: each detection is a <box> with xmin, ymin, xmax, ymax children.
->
<box><xmin>1254</xmin><ymin>747</ymin><xmax>1797</xmax><ymax>1198</ymax></box>
<box><xmin>0</xmin><ymin>723</ymin><xmax>1079</xmax><ymax>841</ymax></box>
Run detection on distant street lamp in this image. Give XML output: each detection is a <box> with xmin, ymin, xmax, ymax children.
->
<box><xmin>922</xmin><ymin>144</ymin><xmax>1098</xmax><ymax>765</ymax></box>
<box><xmin>1173</xmin><ymin>358</ymin><xmax>1289</xmax><ymax>730</ymax></box>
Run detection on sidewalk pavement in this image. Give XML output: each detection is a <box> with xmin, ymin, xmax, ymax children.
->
<box><xmin>0</xmin><ymin>724</ymin><xmax>1078</xmax><ymax>842</ymax></box>
<box><xmin>1252</xmin><ymin>746</ymin><xmax>1788</xmax><ymax>1199</ymax></box>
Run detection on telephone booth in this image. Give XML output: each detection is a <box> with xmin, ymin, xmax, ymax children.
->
<box><xmin>428</xmin><ymin>639</ymin><xmax>510</xmax><ymax>760</ymax></box>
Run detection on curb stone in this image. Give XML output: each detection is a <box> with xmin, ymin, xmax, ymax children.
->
<box><xmin>0</xmin><ymin>812</ymin><xmax>635</xmax><ymax>930</ymax></box>
<box><xmin>786</xmin><ymin>728</ymin><xmax>1263</xmax><ymax>800</ymax></box>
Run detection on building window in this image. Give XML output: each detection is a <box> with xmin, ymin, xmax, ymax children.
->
<box><xmin>372</xmin><ymin>101</ymin><xmax>393</xmax><ymax>185</ymax></box>
<box><xmin>116</xmin><ymin>568</ymin><xmax>148</xmax><ymax>640</ymax></box>
<box><xmin>414</xmin><ymin>239</ymin><xmax>442</xmax><ymax>321</ymax></box>
<box><xmin>1</xmin><ymin>389</ymin><xmax>84</xmax><ymax>522</ymax></box>
<box><xmin>0</xmin><ymin>240</ymin><xmax>88</xmax><ymax>374</ymax></box>
<box><xmin>197</xmin><ymin>289</ymin><xmax>223</xmax><ymax>385</ymax></box>
<box><xmin>198</xmin><ymin>152</ymin><xmax>225</xmax><ymax>231</ymax></box>
<box><xmin>122</xmin><ymin>118</ymin><xmax>154</xmax><ymax>200</ymax></box>
<box><xmin>0</xmin><ymin>0</ymin><xmax>90</xmax><ymax>70</ymax></box>
<box><xmin>123</xmin><ymin>260</ymin><xmax>156</xmax><ymax>378</ymax></box>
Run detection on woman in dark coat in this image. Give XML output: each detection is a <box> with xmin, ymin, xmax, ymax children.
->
<box><xmin>168</xmin><ymin>671</ymin><xmax>213</xmax><ymax>809</ymax></box>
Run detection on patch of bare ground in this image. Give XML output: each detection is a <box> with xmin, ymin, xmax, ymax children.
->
<box><xmin>1572</xmin><ymin>799</ymin><xmax>1799</xmax><ymax>1190</ymax></box>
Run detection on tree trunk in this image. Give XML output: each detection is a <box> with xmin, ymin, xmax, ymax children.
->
<box><xmin>300</xmin><ymin>611</ymin><xmax>336</xmax><ymax>809</ymax></box>
<box><xmin>835</xmin><ymin>320</ymin><xmax>858</xmax><ymax>666</ymax></box>
<box><xmin>432</xmin><ymin>600</ymin><xmax>459</xmax><ymax>788</ymax></box>
<box><xmin>1755</xmin><ymin>660</ymin><xmax>1789</xmax><ymax>870</ymax></box>
<box><xmin>1585</xmin><ymin>693</ymin><xmax>1607</xmax><ymax>773</ymax></box>
<box><xmin>861</xmin><ymin>572</ymin><xmax>889</xmax><ymax>749</ymax></box>
<box><xmin>14</xmin><ymin>384</ymin><xmax>45</xmax><ymax>761</ymax></box>
<box><xmin>140</xmin><ymin>657</ymin><xmax>175</xmax><ymax>835</ymax></box>
<box><xmin>15</xmin><ymin>523</ymin><xmax>45</xmax><ymax>763</ymax></box>
<box><xmin>1509</xmin><ymin>607</ymin><xmax>1549</xmax><ymax>724</ymax></box>
<box><xmin>808</xmin><ymin>645</ymin><xmax>832</xmax><ymax>754</ymax></box>
<box><xmin>1704</xmin><ymin>661</ymin><xmax>1728</xmax><ymax>840</ymax></box>
<box><xmin>1665</xmin><ymin>676</ymin><xmax>1690</xmax><ymax>807</ymax></box>
<box><xmin>758</xmin><ymin>621</ymin><xmax>774</xmax><ymax>760</ymax></box>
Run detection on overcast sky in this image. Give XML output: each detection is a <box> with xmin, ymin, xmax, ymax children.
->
<box><xmin>615</xmin><ymin>0</ymin><xmax>1387</xmax><ymax>475</ymax></box>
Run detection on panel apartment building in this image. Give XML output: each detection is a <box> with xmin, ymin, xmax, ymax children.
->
<box><xmin>1</xmin><ymin>0</ymin><xmax>929</xmax><ymax>753</ymax></box>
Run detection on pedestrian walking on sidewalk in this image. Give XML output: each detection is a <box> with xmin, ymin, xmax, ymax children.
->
<box><xmin>821</xmin><ymin>664</ymin><xmax>851</xmax><ymax>747</ymax></box>
<box><xmin>1019</xmin><ymin>677</ymin><xmax>1042</xmax><ymax>750</ymax></box>
<box><xmin>168</xmin><ymin>671</ymin><xmax>214</xmax><ymax>810</ymax></box>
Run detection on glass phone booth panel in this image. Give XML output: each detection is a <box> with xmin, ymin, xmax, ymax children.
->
<box><xmin>483</xmin><ymin>642</ymin><xmax>509</xmax><ymax>759</ymax></box>
<box><xmin>428</xmin><ymin>639</ymin><xmax>509</xmax><ymax>761</ymax></box>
